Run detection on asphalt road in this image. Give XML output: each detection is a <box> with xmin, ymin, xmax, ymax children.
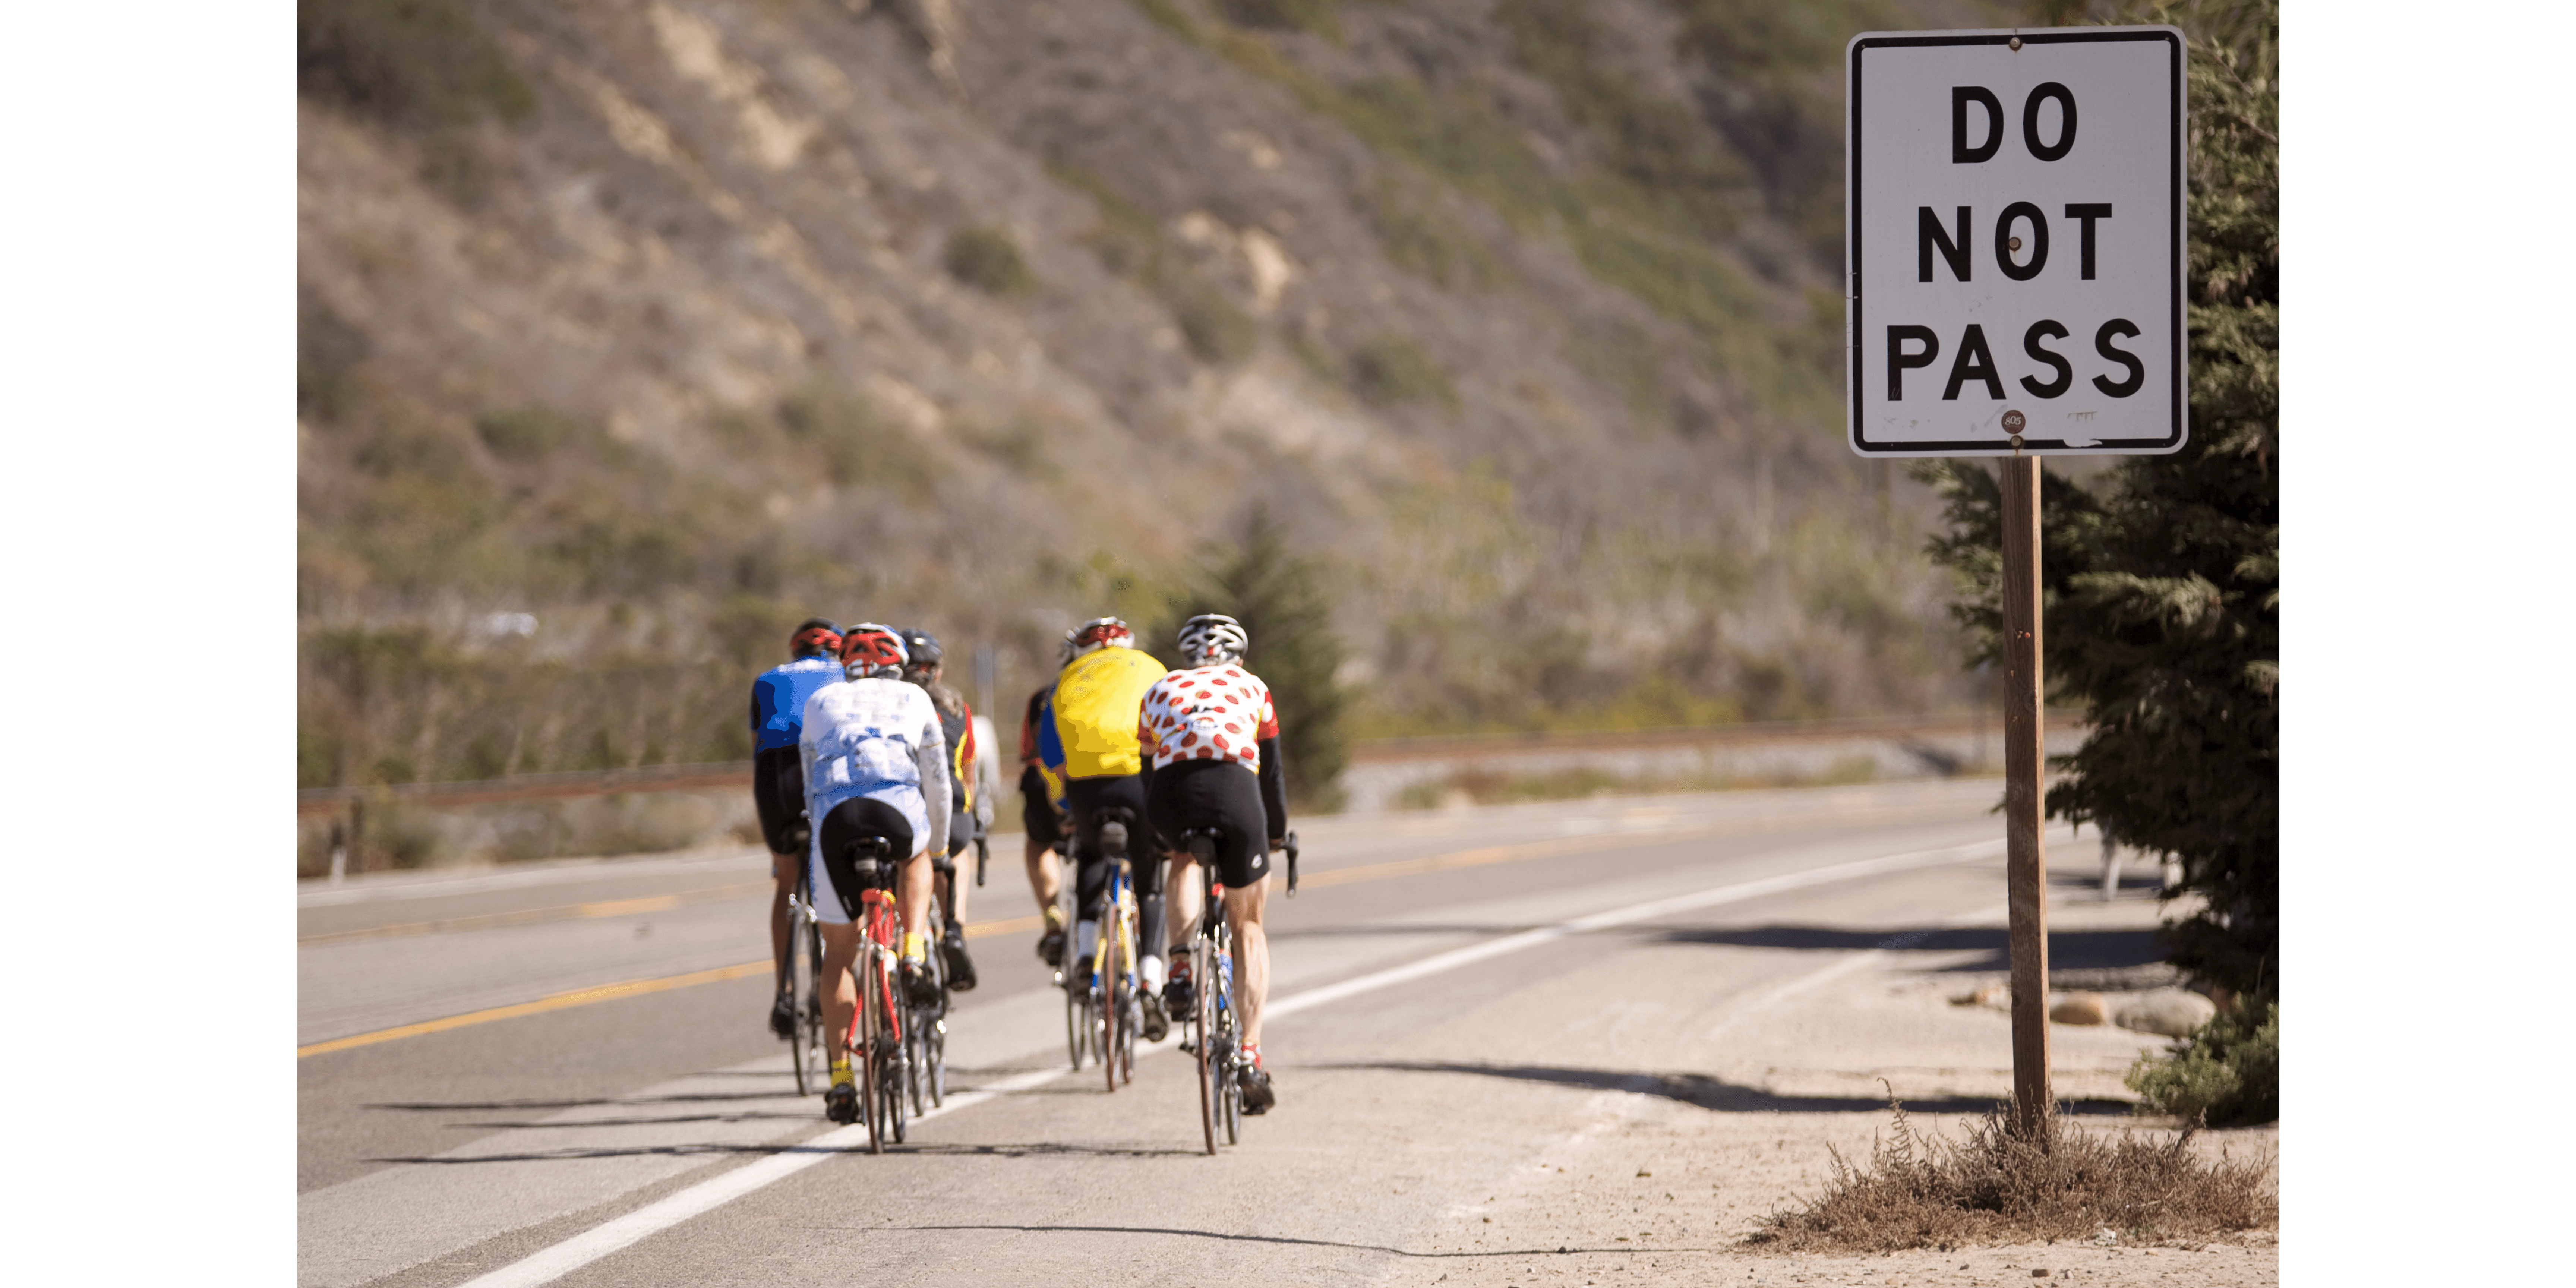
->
<box><xmin>299</xmin><ymin>780</ymin><xmax>2168</xmax><ymax>1288</ymax></box>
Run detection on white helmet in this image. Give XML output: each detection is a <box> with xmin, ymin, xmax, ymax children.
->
<box><xmin>1065</xmin><ymin>616</ymin><xmax>1133</xmax><ymax>661</ymax></box>
<box><xmin>1177</xmin><ymin>613</ymin><xmax>1248</xmax><ymax>667</ymax></box>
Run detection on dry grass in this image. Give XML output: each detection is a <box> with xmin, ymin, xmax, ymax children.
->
<box><xmin>1750</xmin><ymin>1096</ymin><xmax>2276</xmax><ymax>1253</ymax></box>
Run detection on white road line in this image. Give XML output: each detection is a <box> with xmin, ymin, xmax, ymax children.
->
<box><xmin>450</xmin><ymin>836</ymin><xmax>1999</xmax><ymax>1288</ymax></box>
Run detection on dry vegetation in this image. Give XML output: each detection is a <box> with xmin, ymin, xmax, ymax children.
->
<box><xmin>299</xmin><ymin>0</ymin><xmax>2011</xmax><ymax>824</ymax></box>
<box><xmin>1752</xmin><ymin>1099</ymin><xmax>2276</xmax><ymax>1253</ymax></box>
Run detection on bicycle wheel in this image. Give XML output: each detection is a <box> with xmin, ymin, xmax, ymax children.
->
<box><xmin>1064</xmin><ymin>974</ymin><xmax>1085</xmax><ymax>1070</ymax></box>
<box><xmin>788</xmin><ymin>913</ymin><xmax>820</xmax><ymax>1096</ymax></box>
<box><xmin>926</xmin><ymin>1014</ymin><xmax>947</xmax><ymax>1107</ymax></box>
<box><xmin>1217</xmin><ymin>940</ymin><xmax>1241</xmax><ymax>1146</ymax></box>
<box><xmin>1193</xmin><ymin>936</ymin><xmax>1218</xmax><ymax>1155</ymax></box>
<box><xmin>1104</xmin><ymin>963</ymin><xmax>1126</xmax><ymax>1094</ymax></box>
<box><xmin>802</xmin><ymin>913</ymin><xmax>830</xmax><ymax>1096</ymax></box>
<box><xmin>859</xmin><ymin>943</ymin><xmax>883</xmax><ymax>1155</ymax></box>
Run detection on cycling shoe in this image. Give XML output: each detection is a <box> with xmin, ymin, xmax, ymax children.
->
<box><xmin>1238</xmin><ymin>1061</ymin><xmax>1276</xmax><ymax>1115</ymax></box>
<box><xmin>940</xmin><ymin>926</ymin><xmax>978</xmax><ymax>992</ymax></box>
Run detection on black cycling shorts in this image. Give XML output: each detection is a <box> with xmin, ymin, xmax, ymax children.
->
<box><xmin>1147</xmin><ymin>757</ymin><xmax>1272</xmax><ymax>890</ymax></box>
<box><xmin>1019</xmin><ymin>764</ymin><xmax>1060</xmax><ymax>845</ymax></box>
<box><xmin>813</xmin><ymin>795</ymin><xmax>915</xmax><ymax>924</ymax></box>
<box><xmin>752</xmin><ymin>747</ymin><xmax>807</xmax><ymax>855</ymax></box>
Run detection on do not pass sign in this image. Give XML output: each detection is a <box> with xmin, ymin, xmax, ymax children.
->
<box><xmin>1846</xmin><ymin>27</ymin><xmax>2185</xmax><ymax>456</ymax></box>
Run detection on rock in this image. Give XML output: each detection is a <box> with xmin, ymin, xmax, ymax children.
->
<box><xmin>1951</xmin><ymin>982</ymin><xmax>2011</xmax><ymax>1009</ymax></box>
<box><xmin>2049</xmin><ymin>992</ymin><xmax>2110</xmax><ymax>1025</ymax></box>
<box><xmin>2114</xmin><ymin>988</ymin><xmax>2217</xmax><ymax>1037</ymax></box>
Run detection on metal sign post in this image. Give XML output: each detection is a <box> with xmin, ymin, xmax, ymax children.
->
<box><xmin>1845</xmin><ymin>25</ymin><xmax>2187</xmax><ymax>1139</ymax></box>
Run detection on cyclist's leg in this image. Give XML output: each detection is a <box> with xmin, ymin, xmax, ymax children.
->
<box><xmin>936</xmin><ymin>831</ymin><xmax>978</xmax><ymax>989</ymax></box>
<box><xmin>1021</xmin><ymin>765</ymin><xmax>1067</xmax><ymax>963</ymax></box>
<box><xmin>1222</xmin><ymin>877</ymin><xmax>1271</xmax><ymax>1048</ymax></box>
<box><xmin>806</xmin><ymin>813</ymin><xmax>866</xmax><ymax>1119</ymax></box>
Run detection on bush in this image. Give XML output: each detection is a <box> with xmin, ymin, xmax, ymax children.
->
<box><xmin>1753</xmin><ymin>1096</ymin><xmax>2274</xmax><ymax>1251</ymax></box>
<box><xmin>2126</xmin><ymin>1001</ymin><xmax>2279</xmax><ymax>1127</ymax></box>
<box><xmin>474</xmin><ymin>405</ymin><xmax>585</xmax><ymax>461</ymax></box>
<box><xmin>1348</xmin><ymin>335</ymin><xmax>1456</xmax><ymax>411</ymax></box>
<box><xmin>299</xmin><ymin>0</ymin><xmax>536</xmax><ymax>129</ymax></box>
<box><xmin>943</xmin><ymin>227</ymin><xmax>1036</xmax><ymax>297</ymax></box>
<box><xmin>299</xmin><ymin>288</ymin><xmax>372</xmax><ymax>422</ymax></box>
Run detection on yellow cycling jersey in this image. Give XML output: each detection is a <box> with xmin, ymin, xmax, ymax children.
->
<box><xmin>1048</xmin><ymin>646</ymin><xmax>1168</xmax><ymax>780</ymax></box>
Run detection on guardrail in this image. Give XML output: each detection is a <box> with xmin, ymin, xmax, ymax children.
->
<box><xmin>297</xmin><ymin>710</ymin><xmax>2084</xmax><ymax>817</ymax></box>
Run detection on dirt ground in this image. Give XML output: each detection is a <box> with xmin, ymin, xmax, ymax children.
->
<box><xmin>1367</xmin><ymin>1091</ymin><xmax>2277</xmax><ymax>1287</ymax></box>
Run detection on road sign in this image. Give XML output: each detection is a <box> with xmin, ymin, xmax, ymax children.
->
<box><xmin>1846</xmin><ymin>27</ymin><xmax>2185</xmax><ymax>457</ymax></box>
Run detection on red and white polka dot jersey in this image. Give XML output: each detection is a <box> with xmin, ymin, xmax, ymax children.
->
<box><xmin>1137</xmin><ymin>664</ymin><xmax>1280</xmax><ymax>774</ymax></box>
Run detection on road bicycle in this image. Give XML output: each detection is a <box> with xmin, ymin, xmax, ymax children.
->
<box><xmin>842</xmin><ymin>835</ymin><xmax>909</xmax><ymax>1153</ymax></box>
<box><xmin>1175</xmin><ymin>828</ymin><xmax>1297</xmax><ymax>1154</ymax></box>
<box><xmin>1057</xmin><ymin>808</ymin><xmax>1143</xmax><ymax>1091</ymax></box>
<box><xmin>906</xmin><ymin>887</ymin><xmax>951</xmax><ymax>1116</ymax></box>
<box><xmin>786</xmin><ymin>858</ymin><xmax>829</xmax><ymax>1097</ymax></box>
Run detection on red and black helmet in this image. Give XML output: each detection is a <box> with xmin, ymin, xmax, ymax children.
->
<box><xmin>838</xmin><ymin>622</ymin><xmax>909</xmax><ymax>680</ymax></box>
<box><xmin>789</xmin><ymin>617</ymin><xmax>842</xmax><ymax>660</ymax></box>
<box><xmin>1065</xmin><ymin>616</ymin><xmax>1133</xmax><ymax>661</ymax></box>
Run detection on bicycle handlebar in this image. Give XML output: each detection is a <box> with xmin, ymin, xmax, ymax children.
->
<box><xmin>974</xmin><ymin>836</ymin><xmax>988</xmax><ymax>887</ymax></box>
<box><xmin>1284</xmin><ymin>830</ymin><xmax>1300</xmax><ymax>897</ymax></box>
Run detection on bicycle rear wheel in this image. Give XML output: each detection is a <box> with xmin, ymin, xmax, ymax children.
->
<box><xmin>1217</xmin><ymin>940</ymin><xmax>1241</xmax><ymax>1145</ymax></box>
<box><xmin>1104</xmin><ymin>965</ymin><xmax>1126</xmax><ymax>1093</ymax></box>
<box><xmin>1193</xmin><ymin>937</ymin><xmax>1218</xmax><ymax>1155</ymax></box>
<box><xmin>789</xmin><ymin>913</ymin><xmax>821</xmax><ymax>1096</ymax></box>
<box><xmin>859</xmin><ymin>943</ymin><xmax>884</xmax><ymax>1155</ymax></box>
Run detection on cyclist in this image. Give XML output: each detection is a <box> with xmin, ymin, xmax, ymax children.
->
<box><xmin>899</xmin><ymin>626</ymin><xmax>986</xmax><ymax>992</ymax></box>
<box><xmin>1019</xmin><ymin>644</ymin><xmax>1072</xmax><ymax>967</ymax></box>
<box><xmin>802</xmin><ymin>623</ymin><xmax>951</xmax><ymax>1123</ymax></box>
<box><xmin>751</xmin><ymin>618</ymin><xmax>843</xmax><ymax>1040</ymax></box>
<box><xmin>1033</xmin><ymin>617</ymin><xmax>1172</xmax><ymax>1038</ymax></box>
<box><xmin>1141</xmin><ymin>613</ymin><xmax>1288</xmax><ymax>1114</ymax></box>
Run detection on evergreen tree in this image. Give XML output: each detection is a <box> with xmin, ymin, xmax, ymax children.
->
<box><xmin>1920</xmin><ymin>0</ymin><xmax>2277</xmax><ymax>1000</ymax></box>
<box><xmin>1147</xmin><ymin>509</ymin><xmax>1352</xmax><ymax>812</ymax></box>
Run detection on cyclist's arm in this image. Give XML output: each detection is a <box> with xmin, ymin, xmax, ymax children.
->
<box><xmin>915</xmin><ymin>704</ymin><xmax>952</xmax><ymax>858</ymax></box>
<box><xmin>1256</xmin><ymin>735</ymin><xmax>1288</xmax><ymax>844</ymax></box>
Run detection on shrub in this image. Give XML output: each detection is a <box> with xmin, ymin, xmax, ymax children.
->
<box><xmin>298</xmin><ymin>0</ymin><xmax>536</xmax><ymax>129</ymax></box>
<box><xmin>1753</xmin><ymin>1095</ymin><xmax>2275</xmax><ymax>1251</ymax></box>
<box><xmin>943</xmin><ymin>227</ymin><xmax>1036</xmax><ymax>297</ymax></box>
<box><xmin>2126</xmin><ymin>1001</ymin><xmax>2279</xmax><ymax>1127</ymax></box>
<box><xmin>474</xmin><ymin>405</ymin><xmax>585</xmax><ymax>461</ymax></box>
<box><xmin>299</xmin><ymin>288</ymin><xmax>372</xmax><ymax>423</ymax></box>
<box><xmin>1348</xmin><ymin>335</ymin><xmax>1456</xmax><ymax>411</ymax></box>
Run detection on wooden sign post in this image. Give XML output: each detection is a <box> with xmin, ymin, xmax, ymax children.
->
<box><xmin>2000</xmin><ymin>452</ymin><xmax>2050</xmax><ymax>1138</ymax></box>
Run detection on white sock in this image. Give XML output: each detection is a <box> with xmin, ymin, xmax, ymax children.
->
<box><xmin>1075</xmin><ymin>919</ymin><xmax>1099</xmax><ymax>964</ymax></box>
<box><xmin>1140</xmin><ymin>953</ymin><xmax>1166</xmax><ymax>992</ymax></box>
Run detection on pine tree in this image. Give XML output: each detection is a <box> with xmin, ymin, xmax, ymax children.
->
<box><xmin>1920</xmin><ymin>0</ymin><xmax>2277</xmax><ymax>1000</ymax></box>
<box><xmin>1147</xmin><ymin>509</ymin><xmax>1352</xmax><ymax>811</ymax></box>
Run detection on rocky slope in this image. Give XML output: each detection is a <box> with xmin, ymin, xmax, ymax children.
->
<box><xmin>297</xmin><ymin>0</ymin><xmax>2007</xmax><ymax>791</ymax></box>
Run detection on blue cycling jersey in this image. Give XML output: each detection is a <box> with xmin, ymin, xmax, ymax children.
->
<box><xmin>749</xmin><ymin>656</ymin><xmax>844</xmax><ymax>754</ymax></box>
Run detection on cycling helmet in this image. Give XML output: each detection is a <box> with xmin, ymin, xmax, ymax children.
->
<box><xmin>1177</xmin><ymin>613</ymin><xmax>1248</xmax><ymax>667</ymax></box>
<box><xmin>1065</xmin><ymin>616</ymin><xmax>1133</xmax><ymax>660</ymax></box>
<box><xmin>838</xmin><ymin>623</ymin><xmax>909</xmax><ymax>681</ymax></box>
<box><xmin>899</xmin><ymin>627</ymin><xmax>944</xmax><ymax>675</ymax></box>
<box><xmin>789</xmin><ymin>618</ymin><xmax>843</xmax><ymax>660</ymax></box>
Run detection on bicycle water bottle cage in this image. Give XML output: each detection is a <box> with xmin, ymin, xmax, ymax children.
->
<box><xmin>845</xmin><ymin>833</ymin><xmax>897</xmax><ymax>890</ymax></box>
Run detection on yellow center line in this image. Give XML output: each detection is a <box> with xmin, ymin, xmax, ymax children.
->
<box><xmin>297</xmin><ymin>961</ymin><xmax>775</xmax><ymax>1058</ymax></box>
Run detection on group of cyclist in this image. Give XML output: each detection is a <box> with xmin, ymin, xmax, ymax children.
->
<box><xmin>748</xmin><ymin>611</ymin><xmax>1290</xmax><ymax>1126</ymax></box>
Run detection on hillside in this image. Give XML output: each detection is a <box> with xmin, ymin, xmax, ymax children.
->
<box><xmin>297</xmin><ymin>0</ymin><xmax>2015</xmax><ymax>799</ymax></box>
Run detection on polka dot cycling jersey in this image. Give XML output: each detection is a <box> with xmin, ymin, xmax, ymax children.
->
<box><xmin>1137</xmin><ymin>664</ymin><xmax>1280</xmax><ymax>774</ymax></box>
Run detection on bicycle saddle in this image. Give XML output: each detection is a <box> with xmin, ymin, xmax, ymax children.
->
<box><xmin>842</xmin><ymin>833</ymin><xmax>897</xmax><ymax>888</ymax></box>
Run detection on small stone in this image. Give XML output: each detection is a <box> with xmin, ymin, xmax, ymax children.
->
<box><xmin>2032</xmin><ymin>1270</ymin><xmax>2051</xmax><ymax>1278</ymax></box>
<box><xmin>2049</xmin><ymin>992</ymin><xmax>2110</xmax><ymax>1025</ymax></box>
<box><xmin>2114</xmin><ymin>988</ymin><xmax>2217</xmax><ymax>1037</ymax></box>
<box><xmin>1636</xmin><ymin>1169</ymin><xmax>1652</xmax><ymax>1177</ymax></box>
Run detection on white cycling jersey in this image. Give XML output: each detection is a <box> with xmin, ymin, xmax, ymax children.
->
<box><xmin>799</xmin><ymin>675</ymin><xmax>951</xmax><ymax>862</ymax></box>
